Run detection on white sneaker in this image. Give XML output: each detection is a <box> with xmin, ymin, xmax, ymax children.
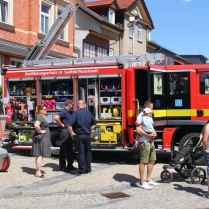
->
<box><xmin>140</xmin><ymin>182</ymin><xmax>152</xmax><ymax>190</ymax></box>
<box><xmin>147</xmin><ymin>180</ymin><xmax>159</xmax><ymax>186</ymax></box>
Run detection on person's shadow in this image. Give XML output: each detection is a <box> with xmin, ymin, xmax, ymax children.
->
<box><xmin>21</xmin><ymin>163</ymin><xmax>60</xmax><ymax>175</ymax></box>
<box><xmin>173</xmin><ymin>183</ymin><xmax>206</xmax><ymax>197</ymax></box>
<box><xmin>113</xmin><ymin>173</ymin><xmax>140</xmax><ymax>187</ymax></box>
<box><xmin>42</xmin><ymin>163</ymin><xmax>79</xmax><ymax>176</ymax></box>
<box><xmin>21</xmin><ymin>167</ymin><xmax>36</xmax><ymax>175</ymax></box>
<box><xmin>42</xmin><ymin>163</ymin><xmax>60</xmax><ymax>171</ymax></box>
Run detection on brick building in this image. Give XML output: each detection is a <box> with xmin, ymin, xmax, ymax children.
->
<box><xmin>0</xmin><ymin>0</ymin><xmax>75</xmax><ymax>70</ymax></box>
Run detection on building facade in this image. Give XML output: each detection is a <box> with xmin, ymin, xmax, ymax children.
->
<box><xmin>82</xmin><ymin>0</ymin><xmax>155</xmax><ymax>65</ymax></box>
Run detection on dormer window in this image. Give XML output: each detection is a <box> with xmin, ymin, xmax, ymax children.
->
<box><xmin>109</xmin><ymin>9</ymin><xmax>115</xmax><ymax>24</ymax></box>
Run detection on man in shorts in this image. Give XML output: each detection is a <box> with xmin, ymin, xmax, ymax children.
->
<box><xmin>136</xmin><ymin>100</ymin><xmax>159</xmax><ymax>190</ymax></box>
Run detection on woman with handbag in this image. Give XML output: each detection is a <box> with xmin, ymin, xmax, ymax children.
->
<box><xmin>31</xmin><ymin>104</ymin><xmax>51</xmax><ymax>178</ymax></box>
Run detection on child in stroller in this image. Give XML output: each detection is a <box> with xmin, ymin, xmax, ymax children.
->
<box><xmin>160</xmin><ymin>136</ymin><xmax>206</xmax><ymax>184</ymax></box>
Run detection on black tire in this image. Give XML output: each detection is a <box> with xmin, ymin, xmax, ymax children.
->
<box><xmin>191</xmin><ymin>167</ymin><xmax>206</xmax><ymax>184</ymax></box>
<box><xmin>1</xmin><ymin>154</ymin><xmax>10</xmax><ymax>172</ymax></box>
<box><xmin>50</xmin><ymin>132</ymin><xmax>61</xmax><ymax>155</ymax></box>
<box><xmin>178</xmin><ymin>133</ymin><xmax>204</xmax><ymax>165</ymax></box>
<box><xmin>160</xmin><ymin>170</ymin><xmax>173</xmax><ymax>183</ymax></box>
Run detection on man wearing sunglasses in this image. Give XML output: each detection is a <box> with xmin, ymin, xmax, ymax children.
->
<box><xmin>54</xmin><ymin>99</ymin><xmax>77</xmax><ymax>172</ymax></box>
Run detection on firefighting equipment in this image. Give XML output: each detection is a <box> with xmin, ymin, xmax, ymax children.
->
<box><xmin>5</xmin><ymin>103</ymin><xmax>12</xmax><ymax>122</ymax></box>
<box><xmin>108</xmin><ymin>106</ymin><xmax>112</xmax><ymax>113</ymax></box>
<box><xmin>102</xmin><ymin>108</ymin><xmax>107</xmax><ymax>113</ymax></box>
<box><xmin>25</xmin><ymin>87</ymin><xmax>32</xmax><ymax>96</ymax></box>
<box><xmin>31</xmin><ymin>83</ymin><xmax>36</xmax><ymax>95</ymax></box>
<box><xmin>113</xmin><ymin>107</ymin><xmax>120</xmax><ymax>117</ymax></box>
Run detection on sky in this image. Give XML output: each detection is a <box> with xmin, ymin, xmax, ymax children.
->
<box><xmin>145</xmin><ymin>0</ymin><xmax>209</xmax><ymax>61</ymax></box>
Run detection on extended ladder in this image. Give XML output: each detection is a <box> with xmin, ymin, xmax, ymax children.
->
<box><xmin>21</xmin><ymin>2</ymin><xmax>79</xmax><ymax>67</ymax></box>
<box><xmin>21</xmin><ymin>53</ymin><xmax>165</xmax><ymax>67</ymax></box>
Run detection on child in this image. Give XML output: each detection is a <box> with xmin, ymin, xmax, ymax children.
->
<box><xmin>136</xmin><ymin>107</ymin><xmax>155</xmax><ymax>149</ymax></box>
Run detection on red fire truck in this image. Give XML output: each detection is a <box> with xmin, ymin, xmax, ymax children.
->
<box><xmin>1</xmin><ymin>56</ymin><xmax>208</xmax><ymax>165</ymax></box>
<box><xmin>0</xmin><ymin>2</ymin><xmax>207</xmax><ymax>164</ymax></box>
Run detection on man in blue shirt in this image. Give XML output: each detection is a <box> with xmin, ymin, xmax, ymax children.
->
<box><xmin>54</xmin><ymin>99</ymin><xmax>77</xmax><ymax>171</ymax></box>
<box><xmin>67</xmin><ymin>100</ymin><xmax>96</xmax><ymax>174</ymax></box>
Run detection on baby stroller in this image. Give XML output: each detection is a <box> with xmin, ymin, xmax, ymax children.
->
<box><xmin>160</xmin><ymin>137</ymin><xmax>206</xmax><ymax>184</ymax></box>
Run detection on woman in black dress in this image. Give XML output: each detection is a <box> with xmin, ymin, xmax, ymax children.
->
<box><xmin>31</xmin><ymin>104</ymin><xmax>51</xmax><ymax>178</ymax></box>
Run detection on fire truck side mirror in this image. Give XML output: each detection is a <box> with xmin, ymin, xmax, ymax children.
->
<box><xmin>1</xmin><ymin>67</ymin><xmax>7</xmax><ymax>75</ymax></box>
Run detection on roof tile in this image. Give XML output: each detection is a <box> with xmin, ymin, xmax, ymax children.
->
<box><xmin>116</xmin><ymin>0</ymin><xmax>135</xmax><ymax>9</ymax></box>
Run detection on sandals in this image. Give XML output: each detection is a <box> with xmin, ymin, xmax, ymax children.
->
<box><xmin>40</xmin><ymin>170</ymin><xmax>46</xmax><ymax>174</ymax></box>
<box><xmin>35</xmin><ymin>173</ymin><xmax>45</xmax><ymax>178</ymax></box>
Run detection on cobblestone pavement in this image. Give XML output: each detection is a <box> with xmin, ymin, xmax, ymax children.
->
<box><xmin>0</xmin><ymin>152</ymin><xmax>209</xmax><ymax>209</ymax></box>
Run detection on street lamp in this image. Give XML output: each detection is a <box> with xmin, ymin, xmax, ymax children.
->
<box><xmin>127</xmin><ymin>15</ymin><xmax>139</xmax><ymax>55</ymax></box>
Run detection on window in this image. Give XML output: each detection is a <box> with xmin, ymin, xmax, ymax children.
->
<box><xmin>84</xmin><ymin>43</ymin><xmax>95</xmax><ymax>57</ymax></box>
<box><xmin>137</xmin><ymin>24</ymin><xmax>142</xmax><ymax>41</ymax></box>
<box><xmin>84</xmin><ymin>43</ymin><xmax>108</xmax><ymax>57</ymax></box>
<box><xmin>147</xmin><ymin>29</ymin><xmax>151</xmax><ymax>41</ymax></box>
<box><xmin>0</xmin><ymin>0</ymin><xmax>8</xmax><ymax>23</ymax></box>
<box><xmin>129</xmin><ymin>26</ymin><xmax>133</xmax><ymax>38</ymax></box>
<box><xmin>97</xmin><ymin>47</ymin><xmax>107</xmax><ymax>57</ymax></box>
<box><xmin>109</xmin><ymin>9</ymin><xmax>115</xmax><ymax>24</ymax></box>
<box><xmin>57</xmin><ymin>10</ymin><xmax>64</xmax><ymax>40</ymax></box>
<box><xmin>109</xmin><ymin>49</ymin><xmax>114</xmax><ymax>56</ymax></box>
<box><xmin>41</xmin><ymin>4</ymin><xmax>50</xmax><ymax>34</ymax></box>
<box><xmin>153</xmin><ymin>73</ymin><xmax>163</xmax><ymax>95</ymax></box>
<box><xmin>168</xmin><ymin>72</ymin><xmax>189</xmax><ymax>95</ymax></box>
<box><xmin>200</xmin><ymin>74</ymin><xmax>209</xmax><ymax>94</ymax></box>
<box><xmin>11</xmin><ymin>58</ymin><xmax>23</xmax><ymax>68</ymax></box>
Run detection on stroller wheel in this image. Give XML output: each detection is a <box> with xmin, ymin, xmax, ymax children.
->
<box><xmin>160</xmin><ymin>170</ymin><xmax>173</xmax><ymax>183</ymax></box>
<box><xmin>191</xmin><ymin>167</ymin><xmax>206</xmax><ymax>184</ymax></box>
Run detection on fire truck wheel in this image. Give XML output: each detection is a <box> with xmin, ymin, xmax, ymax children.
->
<box><xmin>50</xmin><ymin>132</ymin><xmax>61</xmax><ymax>155</ymax></box>
<box><xmin>179</xmin><ymin>133</ymin><xmax>204</xmax><ymax>165</ymax></box>
<box><xmin>1</xmin><ymin>154</ymin><xmax>10</xmax><ymax>172</ymax></box>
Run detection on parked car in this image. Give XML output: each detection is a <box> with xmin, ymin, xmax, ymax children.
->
<box><xmin>0</xmin><ymin>147</ymin><xmax>10</xmax><ymax>172</ymax></box>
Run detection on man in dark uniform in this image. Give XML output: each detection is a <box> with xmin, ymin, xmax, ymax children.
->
<box><xmin>67</xmin><ymin>100</ymin><xmax>96</xmax><ymax>174</ymax></box>
<box><xmin>54</xmin><ymin>99</ymin><xmax>77</xmax><ymax>171</ymax></box>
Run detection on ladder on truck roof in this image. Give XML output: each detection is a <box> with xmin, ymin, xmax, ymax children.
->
<box><xmin>21</xmin><ymin>53</ymin><xmax>165</xmax><ymax>67</ymax></box>
<box><xmin>21</xmin><ymin>2</ymin><xmax>79</xmax><ymax>67</ymax></box>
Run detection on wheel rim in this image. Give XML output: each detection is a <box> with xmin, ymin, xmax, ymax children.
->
<box><xmin>191</xmin><ymin>168</ymin><xmax>206</xmax><ymax>184</ymax></box>
<box><xmin>161</xmin><ymin>170</ymin><xmax>172</xmax><ymax>183</ymax></box>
